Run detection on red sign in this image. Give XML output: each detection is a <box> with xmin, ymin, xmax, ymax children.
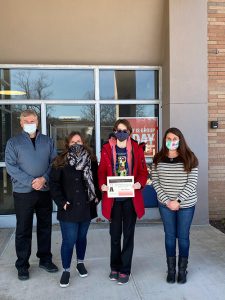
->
<box><xmin>127</xmin><ymin>117</ymin><xmax>158</xmax><ymax>157</ymax></box>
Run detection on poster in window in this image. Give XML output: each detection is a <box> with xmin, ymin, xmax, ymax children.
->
<box><xmin>126</xmin><ymin>117</ymin><xmax>158</xmax><ymax>158</ymax></box>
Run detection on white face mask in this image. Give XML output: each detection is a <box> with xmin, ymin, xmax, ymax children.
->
<box><xmin>23</xmin><ymin>123</ymin><xmax>37</xmax><ymax>134</ymax></box>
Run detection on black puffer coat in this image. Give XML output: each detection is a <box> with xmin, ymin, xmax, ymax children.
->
<box><xmin>49</xmin><ymin>160</ymin><xmax>102</xmax><ymax>223</ymax></box>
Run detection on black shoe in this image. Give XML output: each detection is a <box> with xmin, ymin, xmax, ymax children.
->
<box><xmin>177</xmin><ymin>257</ymin><xmax>188</xmax><ymax>284</ymax></box>
<box><xmin>39</xmin><ymin>261</ymin><xmax>58</xmax><ymax>273</ymax></box>
<box><xmin>18</xmin><ymin>268</ymin><xmax>29</xmax><ymax>281</ymax></box>
<box><xmin>109</xmin><ymin>270</ymin><xmax>119</xmax><ymax>281</ymax></box>
<box><xmin>60</xmin><ymin>271</ymin><xmax>70</xmax><ymax>288</ymax></box>
<box><xmin>76</xmin><ymin>263</ymin><xmax>88</xmax><ymax>277</ymax></box>
<box><xmin>166</xmin><ymin>256</ymin><xmax>176</xmax><ymax>283</ymax></box>
<box><xmin>117</xmin><ymin>273</ymin><xmax>129</xmax><ymax>285</ymax></box>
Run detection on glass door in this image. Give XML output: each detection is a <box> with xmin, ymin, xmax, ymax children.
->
<box><xmin>0</xmin><ymin>104</ymin><xmax>41</xmax><ymax>214</ymax></box>
<box><xmin>46</xmin><ymin>104</ymin><xmax>96</xmax><ymax>153</ymax></box>
<box><xmin>46</xmin><ymin>104</ymin><xmax>96</xmax><ymax>212</ymax></box>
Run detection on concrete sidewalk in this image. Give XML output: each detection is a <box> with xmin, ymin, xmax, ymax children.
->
<box><xmin>0</xmin><ymin>223</ymin><xmax>225</xmax><ymax>300</ymax></box>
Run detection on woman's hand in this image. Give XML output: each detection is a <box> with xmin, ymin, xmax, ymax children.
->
<box><xmin>166</xmin><ymin>200</ymin><xmax>180</xmax><ymax>211</ymax></box>
<box><xmin>101</xmin><ymin>184</ymin><xmax>108</xmax><ymax>192</ymax></box>
<box><xmin>95</xmin><ymin>198</ymin><xmax>99</xmax><ymax>203</ymax></box>
<box><xmin>63</xmin><ymin>202</ymin><xmax>71</xmax><ymax>210</ymax></box>
<box><xmin>133</xmin><ymin>182</ymin><xmax>141</xmax><ymax>189</ymax></box>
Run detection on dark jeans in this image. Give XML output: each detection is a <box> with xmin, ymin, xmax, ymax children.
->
<box><xmin>110</xmin><ymin>199</ymin><xmax>137</xmax><ymax>275</ymax></box>
<box><xmin>13</xmin><ymin>191</ymin><xmax>53</xmax><ymax>270</ymax></box>
<box><xmin>60</xmin><ymin>220</ymin><xmax>91</xmax><ymax>269</ymax></box>
<box><xmin>159</xmin><ymin>203</ymin><xmax>195</xmax><ymax>258</ymax></box>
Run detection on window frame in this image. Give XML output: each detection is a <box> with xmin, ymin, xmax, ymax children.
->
<box><xmin>0</xmin><ymin>64</ymin><xmax>162</xmax><ymax>163</ymax></box>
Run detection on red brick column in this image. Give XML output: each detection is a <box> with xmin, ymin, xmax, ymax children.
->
<box><xmin>208</xmin><ymin>0</ymin><xmax>225</xmax><ymax>219</ymax></box>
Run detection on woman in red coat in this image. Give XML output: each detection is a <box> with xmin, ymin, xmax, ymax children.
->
<box><xmin>98</xmin><ymin>119</ymin><xmax>148</xmax><ymax>284</ymax></box>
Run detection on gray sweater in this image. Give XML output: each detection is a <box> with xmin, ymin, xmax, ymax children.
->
<box><xmin>5</xmin><ymin>131</ymin><xmax>57</xmax><ymax>193</ymax></box>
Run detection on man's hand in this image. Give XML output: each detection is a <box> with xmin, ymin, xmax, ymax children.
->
<box><xmin>32</xmin><ymin>177</ymin><xmax>46</xmax><ymax>190</ymax></box>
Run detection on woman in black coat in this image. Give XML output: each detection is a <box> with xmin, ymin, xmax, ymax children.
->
<box><xmin>49</xmin><ymin>131</ymin><xmax>101</xmax><ymax>288</ymax></box>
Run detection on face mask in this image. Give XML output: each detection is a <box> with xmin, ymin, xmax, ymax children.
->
<box><xmin>69</xmin><ymin>143</ymin><xmax>83</xmax><ymax>155</ymax></box>
<box><xmin>23</xmin><ymin>123</ymin><xmax>37</xmax><ymax>134</ymax></box>
<box><xmin>114</xmin><ymin>131</ymin><xmax>129</xmax><ymax>142</ymax></box>
<box><xmin>166</xmin><ymin>140</ymin><xmax>179</xmax><ymax>151</ymax></box>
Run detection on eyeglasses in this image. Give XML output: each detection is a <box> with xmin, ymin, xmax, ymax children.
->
<box><xmin>115</xmin><ymin>130</ymin><xmax>129</xmax><ymax>134</ymax></box>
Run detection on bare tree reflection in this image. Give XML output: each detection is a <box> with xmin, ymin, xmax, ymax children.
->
<box><xmin>81</xmin><ymin>105</ymin><xmax>95</xmax><ymax>122</ymax></box>
<box><xmin>136</xmin><ymin>105</ymin><xmax>144</xmax><ymax>117</ymax></box>
<box><xmin>0</xmin><ymin>71</ymin><xmax>52</xmax><ymax>145</ymax></box>
<box><xmin>15</xmin><ymin>71</ymin><xmax>52</xmax><ymax>100</ymax></box>
<box><xmin>83</xmin><ymin>90</ymin><xmax>95</xmax><ymax>100</ymax></box>
<box><xmin>81</xmin><ymin>104</ymin><xmax>116</xmax><ymax>124</ymax></box>
<box><xmin>13</xmin><ymin>71</ymin><xmax>53</xmax><ymax>115</ymax></box>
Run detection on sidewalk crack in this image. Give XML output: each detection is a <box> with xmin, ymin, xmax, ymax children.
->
<box><xmin>131</xmin><ymin>273</ymin><xmax>143</xmax><ymax>300</ymax></box>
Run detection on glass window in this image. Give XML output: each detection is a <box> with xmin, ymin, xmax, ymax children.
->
<box><xmin>0</xmin><ymin>69</ymin><xmax>94</xmax><ymax>100</ymax></box>
<box><xmin>0</xmin><ymin>104</ymin><xmax>41</xmax><ymax>161</ymax></box>
<box><xmin>0</xmin><ymin>66</ymin><xmax>161</xmax><ymax>216</ymax></box>
<box><xmin>46</xmin><ymin>105</ymin><xmax>95</xmax><ymax>154</ymax></box>
<box><xmin>99</xmin><ymin>70</ymin><xmax>159</xmax><ymax>100</ymax></box>
<box><xmin>100</xmin><ymin>104</ymin><xmax>159</xmax><ymax>158</ymax></box>
<box><xmin>0</xmin><ymin>167</ymin><xmax>13</xmax><ymax>214</ymax></box>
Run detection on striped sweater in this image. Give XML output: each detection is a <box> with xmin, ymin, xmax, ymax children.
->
<box><xmin>152</xmin><ymin>157</ymin><xmax>198</xmax><ymax>208</ymax></box>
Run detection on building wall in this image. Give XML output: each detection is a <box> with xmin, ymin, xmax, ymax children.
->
<box><xmin>0</xmin><ymin>0</ymin><xmax>164</xmax><ymax>65</ymax></box>
<box><xmin>208</xmin><ymin>0</ymin><xmax>225</xmax><ymax>219</ymax></box>
<box><xmin>165</xmin><ymin>0</ymin><xmax>208</xmax><ymax>224</ymax></box>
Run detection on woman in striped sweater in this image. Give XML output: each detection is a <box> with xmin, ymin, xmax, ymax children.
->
<box><xmin>152</xmin><ymin>127</ymin><xmax>198</xmax><ymax>284</ymax></box>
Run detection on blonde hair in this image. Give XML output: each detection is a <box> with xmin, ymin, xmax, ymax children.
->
<box><xmin>20</xmin><ymin>109</ymin><xmax>38</xmax><ymax>120</ymax></box>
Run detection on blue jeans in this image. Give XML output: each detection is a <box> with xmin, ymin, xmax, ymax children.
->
<box><xmin>60</xmin><ymin>220</ymin><xmax>90</xmax><ymax>269</ymax></box>
<box><xmin>159</xmin><ymin>204</ymin><xmax>195</xmax><ymax>258</ymax></box>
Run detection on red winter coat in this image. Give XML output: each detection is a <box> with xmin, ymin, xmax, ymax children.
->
<box><xmin>98</xmin><ymin>138</ymin><xmax>148</xmax><ymax>220</ymax></box>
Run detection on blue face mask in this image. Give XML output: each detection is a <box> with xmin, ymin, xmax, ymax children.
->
<box><xmin>114</xmin><ymin>131</ymin><xmax>129</xmax><ymax>142</ymax></box>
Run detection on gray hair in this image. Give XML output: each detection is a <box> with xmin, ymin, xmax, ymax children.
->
<box><xmin>20</xmin><ymin>109</ymin><xmax>38</xmax><ymax>120</ymax></box>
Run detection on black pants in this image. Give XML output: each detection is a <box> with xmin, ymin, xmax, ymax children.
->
<box><xmin>110</xmin><ymin>199</ymin><xmax>137</xmax><ymax>275</ymax></box>
<box><xmin>13</xmin><ymin>191</ymin><xmax>53</xmax><ymax>270</ymax></box>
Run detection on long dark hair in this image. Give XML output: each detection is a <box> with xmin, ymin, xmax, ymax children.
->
<box><xmin>52</xmin><ymin>131</ymin><xmax>96</xmax><ymax>168</ymax></box>
<box><xmin>153</xmin><ymin>127</ymin><xmax>198</xmax><ymax>172</ymax></box>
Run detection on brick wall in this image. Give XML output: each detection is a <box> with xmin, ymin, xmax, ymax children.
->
<box><xmin>208</xmin><ymin>1</ymin><xmax>225</xmax><ymax>219</ymax></box>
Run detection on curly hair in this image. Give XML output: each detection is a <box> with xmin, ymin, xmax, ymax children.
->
<box><xmin>52</xmin><ymin>131</ymin><xmax>96</xmax><ymax>168</ymax></box>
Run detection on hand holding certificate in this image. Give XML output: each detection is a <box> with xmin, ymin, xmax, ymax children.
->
<box><xmin>107</xmin><ymin>176</ymin><xmax>134</xmax><ymax>198</ymax></box>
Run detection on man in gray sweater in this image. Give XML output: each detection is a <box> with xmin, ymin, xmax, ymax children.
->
<box><xmin>5</xmin><ymin>109</ymin><xmax>58</xmax><ymax>280</ymax></box>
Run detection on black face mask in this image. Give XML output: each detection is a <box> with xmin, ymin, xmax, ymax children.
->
<box><xmin>69</xmin><ymin>143</ymin><xmax>83</xmax><ymax>155</ymax></box>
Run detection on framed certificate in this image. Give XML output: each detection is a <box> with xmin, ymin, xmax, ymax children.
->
<box><xmin>107</xmin><ymin>176</ymin><xmax>134</xmax><ymax>198</ymax></box>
